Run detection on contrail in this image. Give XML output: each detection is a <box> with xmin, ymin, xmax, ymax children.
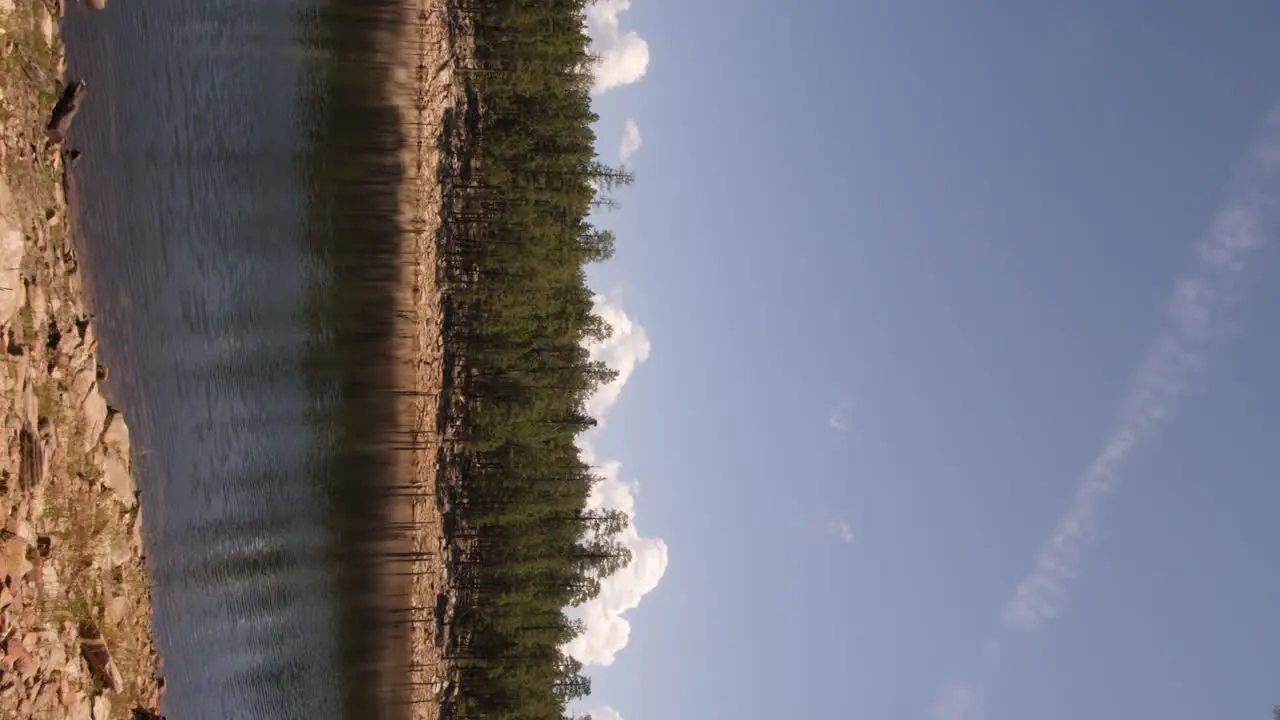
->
<box><xmin>931</xmin><ymin>106</ymin><xmax>1280</xmax><ymax>720</ymax></box>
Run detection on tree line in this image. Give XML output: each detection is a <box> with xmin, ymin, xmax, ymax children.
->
<box><xmin>433</xmin><ymin>1</ymin><xmax>637</xmax><ymax>719</ymax></box>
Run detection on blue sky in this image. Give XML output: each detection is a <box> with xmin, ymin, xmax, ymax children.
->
<box><xmin>572</xmin><ymin>2</ymin><xmax>1280</xmax><ymax>720</ymax></box>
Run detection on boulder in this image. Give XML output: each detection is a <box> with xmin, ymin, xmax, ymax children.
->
<box><xmin>69</xmin><ymin>366</ymin><xmax>95</xmax><ymax>407</ymax></box>
<box><xmin>0</xmin><ymin>228</ymin><xmax>22</xmax><ymax>328</ymax></box>
<box><xmin>101</xmin><ymin>412</ymin><xmax>130</xmax><ymax>457</ymax></box>
<box><xmin>93</xmin><ymin>532</ymin><xmax>132</xmax><ymax>569</ymax></box>
<box><xmin>76</xmin><ymin>317</ymin><xmax>96</xmax><ymax>352</ymax></box>
<box><xmin>80</xmin><ymin>388</ymin><xmax>107</xmax><ymax>452</ymax></box>
<box><xmin>102</xmin><ymin>453</ymin><xmax>135</xmax><ymax>508</ymax></box>
<box><xmin>46</xmin><ymin>81</ymin><xmax>86</xmax><ymax>145</ymax></box>
<box><xmin>79</xmin><ymin>623</ymin><xmax>122</xmax><ymax>693</ymax></box>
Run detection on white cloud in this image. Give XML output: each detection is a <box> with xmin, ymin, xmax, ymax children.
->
<box><xmin>931</xmin><ymin>107</ymin><xmax>1280</xmax><ymax>720</ymax></box>
<box><xmin>618</xmin><ymin>119</ymin><xmax>643</xmax><ymax>164</ymax></box>
<box><xmin>828</xmin><ymin>409</ymin><xmax>848</xmax><ymax>431</ymax></box>
<box><xmin>585</xmin><ymin>0</ymin><xmax>650</xmax><ymax>93</ymax></box>
<box><xmin>585</xmin><ymin>708</ymin><xmax>624</xmax><ymax>720</ymax></box>
<box><xmin>564</xmin><ymin>294</ymin><xmax>668</xmax><ymax>668</ymax></box>
<box><xmin>584</xmin><ymin>293</ymin><xmax>651</xmax><ymax>422</ymax></box>
<box><xmin>826</xmin><ymin>520</ymin><xmax>855</xmax><ymax>544</ymax></box>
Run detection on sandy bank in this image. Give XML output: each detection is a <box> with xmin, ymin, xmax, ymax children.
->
<box><xmin>386</xmin><ymin>0</ymin><xmax>468</xmax><ymax>718</ymax></box>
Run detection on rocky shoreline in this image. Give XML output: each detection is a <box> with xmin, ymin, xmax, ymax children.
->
<box><xmin>0</xmin><ymin>2</ymin><xmax>162</xmax><ymax>719</ymax></box>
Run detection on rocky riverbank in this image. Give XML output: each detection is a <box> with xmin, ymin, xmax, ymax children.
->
<box><xmin>0</xmin><ymin>2</ymin><xmax>162</xmax><ymax>719</ymax></box>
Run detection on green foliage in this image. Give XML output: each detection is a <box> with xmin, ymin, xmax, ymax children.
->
<box><xmin>440</xmin><ymin>1</ymin><xmax>636</xmax><ymax>718</ymax></box>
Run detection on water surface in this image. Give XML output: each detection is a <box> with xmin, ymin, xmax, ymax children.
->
<box><xmin>63</xmin><ymin>2</ymin><xmax>411</xmax><ymax>717</ymax></box>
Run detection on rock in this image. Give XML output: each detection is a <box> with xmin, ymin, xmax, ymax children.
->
<box><xmin>9</xmin><ymin>518</ymin><xmax>34</xmax><ymax>545</ymax></box>
<box><xmin>93</xmin><ymin>533</ymin><xmax>132</xmax><ymax>569</ymax></box>
<box><xmin>40</xmin><ymin>12</ymin><xmax>53</xmax><ymax>47</ymax></box>
<box><xmin>0</xmin><ymin>587</ymin><xmax>12</xmax><ymax>610</ymax></box>
<box><xmin>92</xmin><ymin>694</ymin><xmax>110</xmax><ymax>720</ymax></box>
<box><xmin>102</xmin><ymin>453</ymin><xmax>135</xmax><ymax>508</ymax></box>
<box><xmin>57</xmin><ymin>326</ymin><xmax>82</xmax><ymax>362</ymax></box>
<box><xmin>47</xmin><ymin>80</ymin><xmax>87</xmax><ymax>145</ymax></box>
<box><xmin>36</xmin><ymin>678</ymin><xmax>57</xmax><ymax>701</ymax></box>
<box><xmin>38</xmin><ymin>424</ymin><xmax>56</xmax><ymax>488</ymax></box>
<box><xmin>21</xmin><ymin>379</ymin><xmax>38</xmax><ymax>427</ymax></box>
<box><xmin>102</xmin><ymin>412</ymin><xmax>130</xmax><ymax>457</ymax></box>
<box><xmin>108</xmin><ymin>662</ymin><xmax>124</xmax><ymax>694</ymax></box>
<box><xmin>80</xmin><ymin>388</ymin><xmax>107</xmax><ymax>452</ymax></box>
<box><xmin>28</xmin><ymin>484</ymin><xmax>45</xmax><ymax>520</ymax></box>
<box><xmin>131</xmin><ymin>507</ymin><xmax>143</xmax><ymax>549</ymax></box>
<box><xmin>69</xmin><ymin>697</ymin><xmax>92</xmax><ymax>720</ymax></box>
<box><xmin>19</xmin><ymin>424</ymin><xmax>42</xmax><ymax>489</ymax></box>
<box><xmin>103</xmin><ymin>596</ymin><xmax>128</xmax><ymax>625</ymax></box>
<box><xmin>41</xmin><ymin>564</ymin><xmax>60</xmax><ymax>599</ymax></box>
<box><xmin>0</xmin><ymin>228</ymin><xmax>21</xmax><ymax>328</ymax></box>
<box><xmin>79</xmin><ymin>624</ymin><xmax>121</xmax><ymax>693</ymax></box>
<box><xmin>78</xmin><ymin>319</ymin><xmax>96</xmax><ymax>354</ymax></box>
<box><xmin>10</xmin><ymin>358</ymin><xmax>26</xmax><ymax>391</ymax></box>
<box><xmin>46</xmin><ymin>635</ymin><xmax>65</xmax><ymax>669</ymax></box>
<box><xmin>4</xmin><ymin>634</ymin><xmax>28</xmax><ymax>663</ymax></box>
<box><xmin>3</xmin><ymin>536</ymin><xmax>30</xmax><ymax>580</ymax></box>
<box><xmin>14</xmin><ymin>654</ymin><xmax>37</xmax><ymax>681</ymax></box>
<box><xmin>69</xmin><ymin>366</ymin><xmax>95</xmax><ymax>406</ymax></box>
<box><xmin>27</xmin><ymin>281</ymin><xmax>47</xmax><ymax>332</ymax></box>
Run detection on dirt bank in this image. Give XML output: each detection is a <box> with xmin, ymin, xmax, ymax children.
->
<box><xmin>0</xmin><ymin>3</ymin><xmax>162</xmax><ymax>719</ymax></box>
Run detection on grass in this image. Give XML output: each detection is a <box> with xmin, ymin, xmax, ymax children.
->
<box><xmin>34</xmin><ymin>374</ymin><xmax>56</xmax><ymax>419</ymax></box>
<box><xmin>36</xmin><ymin>402</ymin><xmax>154</xmax><ymax>718</ymax></box>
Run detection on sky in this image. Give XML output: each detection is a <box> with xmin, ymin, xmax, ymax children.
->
<box><xmin>571</xmin><ymin>2</ymin><xmax>1280</xmax><ymax>720</ymax></box>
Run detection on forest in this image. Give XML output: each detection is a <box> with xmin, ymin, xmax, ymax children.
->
<box><xmin>299</xmin><ymin>0</ymin><xmax>633</xmax><ymax>715</ymax></box>
<box><xmin>435</xmin><ymin>0</ymin><xmax>635</xmax><ymax>718</ymax></box>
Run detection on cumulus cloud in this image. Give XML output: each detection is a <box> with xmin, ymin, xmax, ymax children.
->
<box><xmin>826</xmin><ymin>520</ymin><xmax>855</xmax><ymax>544</ymax></box>
<box><xmin>931</xmin><ymin>107</ymin><xmax>1280</xmax><ymax>720</ymax></box>
<box><xmin>564</xmin><ymin>294</ymin><xmax>668</xmax><ymax>668</ymax></box>
<box><xmin>584</xmin><ymin>0</ymin><xmax>649</xmax><ymax>93</ymax></box>
<box><xmin>585</xmin><ymin>708</ymin><xmax>624</xmax><ymax>720</ymax></box>
<box><xmin>618</xmin><ymin>119</ymin><xmax>643</xmax><ymax>164</ymax></box>
<box><xmin>584</xmin><ymin>293</ymin><xmax>651</xmax><ymax>422</ymax></box>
